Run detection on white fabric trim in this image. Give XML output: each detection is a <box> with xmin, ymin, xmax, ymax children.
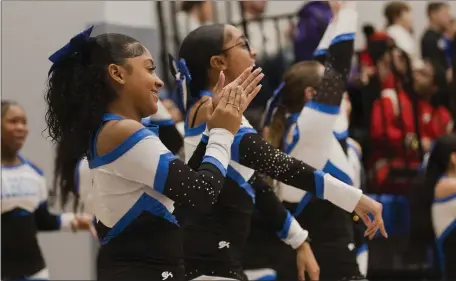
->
<box><xmin>323</xmin><ymin>174</ymin><xmax>362</xmax><ymax>212</ymax></box>
<box><xmin>205</xmin><ymin>128</ymin><xmax>234</xmax><ymax>169</ymax></box>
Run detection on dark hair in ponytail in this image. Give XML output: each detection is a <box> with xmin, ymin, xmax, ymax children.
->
<box><xmin>178</xmin><ymin>24</ymin><xmax>225</xmax><ymax>101</ymax></box>
<box><xmin>267</xmin><ymin>61</ymin><xmax>322</xmax><ymax>150</ymax></box>
<box><xmin>45</xmin><ymin>32</ymin><xmax>146</xmax><ymax>208</ymax></box>
<box><xmin>410</xmin><ymin>134</ymin><xmax>456</xmax><ymax>246</ymax></box>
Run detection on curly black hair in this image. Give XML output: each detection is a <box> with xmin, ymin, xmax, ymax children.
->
<box><xmin>45</xmin><ymin>32</ymin><xmax>146</xmax><ymax>209</ymax></box>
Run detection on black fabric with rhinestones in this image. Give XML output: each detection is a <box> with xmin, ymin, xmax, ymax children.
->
<box><xmin>238</xmin><ymin>133</ymin><xmax>318</xmax><ymax>194</ymax></box>
<box><xmin>313</xmin><ymin>40</ymin><xmax>354</xmax><ymax>107</ymax></box>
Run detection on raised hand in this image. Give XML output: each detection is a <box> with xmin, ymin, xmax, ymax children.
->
<box><xmin>208</xmin><ymin>85</ymin><xmax>244</xmax><ymax>135</ymax></box>
<box><xmin>212</xmin><ymin>66</ymin><xmax>264</xmax><ymax>107</ymax></box>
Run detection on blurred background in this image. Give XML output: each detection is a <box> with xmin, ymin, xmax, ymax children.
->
<box><xmin>2</xmin><ymin>1</ymin><xmax>455</xmax><ymax>280</ymax></box>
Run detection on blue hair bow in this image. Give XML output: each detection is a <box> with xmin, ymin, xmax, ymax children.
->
<box><xmin>261</xmin><ymin>82</ymin><xmax>286</xmax><ymax>128</ymax></box>
<box><xmin>48</xmin><ymin>25</ymin><xmax>94</xmax><ymax>74</ymax></box>
<box><xmin>168</xmin><ymin>54</ymin><xmax>192</xmax><ymax>111</ymax></box>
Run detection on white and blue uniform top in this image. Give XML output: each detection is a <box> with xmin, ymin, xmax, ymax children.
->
<box><xmin>89</xmin><ymin>113</ymin><xmax>234</xmax><ymax>280</ymax></box>
<box><xmin>280</xmin><ymin>3</ymin><xmax>360</xmax><ymax>215</ymax></box>
<box><xmin>277</xmin><ymin>3</ymin><xmax>368</xmax><ymax>277</ymax></box>
<box><xmin>2</xmin><ymin>155</ymin><xmax>75</xmax><ymax>279</ymax></box>
<box><xmin>432</xmin><ymin>176</ymin><xmax>456</xmax><ymax>277</ymax></box>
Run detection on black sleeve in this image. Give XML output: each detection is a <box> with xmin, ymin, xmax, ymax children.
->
<box><xmin>421</xmin><ymin>32</ymin><xmax>448</xmax><ymax>70</ymax></box>
<box><xmin>313</xmin><ymin>37</ymin><xmax>355</xmax><ymax>107</ymax></box>
<box><xmin>238</xmin><ymin>133</ymin><xmax>320</xmax><ymax>195</ymax></box>
<box><xmin>34</xmin><ymin>201</ymin><xmax>61</xmax><ymax>231</ymax></box>
<box><xmin>187</xmin><ymin>140</ymin><xmax>208</xmax><ymax>170</ymax></box>
<box><xmin>158</xmin><ymin>125</ymin><xmax>183</xmax><ymax>155</ymax></box>
<box><xmin>249</xmin><ymin>173</ymin><xmax>288</xmax><ymax>232</ymax></box>
<box><xmin>162</xmin><ymin>154</ymin><xmax>226</xmax><ymax>214</ymax></box>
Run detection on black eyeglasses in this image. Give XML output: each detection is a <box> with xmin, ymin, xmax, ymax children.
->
<box><xmin>220</xmin><ymin>39</ymin><xmax>252</xmax><ymax>54</ymax></box>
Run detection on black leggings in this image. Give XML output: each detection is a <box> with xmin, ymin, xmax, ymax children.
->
<box><xmin>243</xmin><ymin>222</ymin><xmax>363</xmax><ymax>281</ymax></box>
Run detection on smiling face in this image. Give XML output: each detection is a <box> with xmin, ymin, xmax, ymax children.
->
<box><xmin>108</xmin><ymin>46</ymin><xmax>164</xmax><ymax>117</ymax></box>
<box><xmin>1</xmin><ymin>104</ymin><xmax>28</xmax><ymax>155</ymax></box>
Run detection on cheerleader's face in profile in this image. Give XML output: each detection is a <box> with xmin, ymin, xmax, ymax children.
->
<box><xmin>1</xmin><ymin>103</ymin><xmax>28</xmax><ymax>154</ymax></box>
<box><xmin>108</xmin><ymin>46</ymin><xmax>164</xmax><ymax>117</ymax></box>
<box><xmin>215</xmin><ymin>25</ymin><xmax>257</xmax><ymax>85</ymax></box>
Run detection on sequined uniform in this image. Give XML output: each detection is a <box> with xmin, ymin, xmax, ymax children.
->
<box><xmin>2</xmin><ymin>156</ymin><xmax>76</xmax><ymax>280</ymax></box>
<box><xmin>277</xmin><ymin>5</ymin><xmax>367</xmax><ymax>280</ymax></box>
<box><xmin>183</xmin><ymin>113</ymin><xmax>362</xmax><ymax>279</ymax></box>
<box><xmin>90</xmin><ymin>114</ymin><xmax>234</xmax><ymax>281</ymax></box>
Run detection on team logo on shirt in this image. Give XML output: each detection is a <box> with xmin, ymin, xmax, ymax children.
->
<box><xmin>218</xmin><ymin>241</ymin><xmax>230</xmax><ymax>249</ymax></box>
<box><xmin>161</xmin><ymin>271</ymin><xmax>173</xmax><ymax>280</ymax></box>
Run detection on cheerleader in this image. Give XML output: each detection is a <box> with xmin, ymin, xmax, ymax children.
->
<box><xmin>411</xmin><ymin>134</ymin><xmax>456</xmax><ymax>280</ymax></box>
<box><xmin>263</xmin><ymin>2</ymin><xmax>379</xmax><ymax>280</ymax></box>
<box><xmin>1</xmin><ymin>100</ymin><xmax>94</xmax><ymax>281</ymax></box>
<box><xmin>45</xmin><ymin>27</ymin><xmax>255</xmax><ymax>281</ymax></box>
<box><xmin>175</xmin><ymin>6</ymin><xmax>386</xmax><ymax>281</ymax></box>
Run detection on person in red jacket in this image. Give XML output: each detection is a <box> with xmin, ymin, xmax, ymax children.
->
<box><xmin>368</xmin><ymin>33</ymin><xmax>453</xmax><ymax>191</ymax></box>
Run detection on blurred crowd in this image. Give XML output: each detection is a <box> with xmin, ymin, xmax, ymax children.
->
<box><xmin>157</xmin><ymin>1</ymin><xmax>456</xmax><ymax>278</ymax></box>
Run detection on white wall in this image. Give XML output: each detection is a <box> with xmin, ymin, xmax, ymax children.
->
<box><xmin>2</xmin><ymin>1</ymin><xmax>105</xmax><ymax>279</ymax></box>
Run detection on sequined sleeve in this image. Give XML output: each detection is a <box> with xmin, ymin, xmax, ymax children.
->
<box><xmin>238</xmin><ymin>133</ymin><xmax>362</xmax><ymax>212</ymax></box>
<box><xmin>249</xmin><ymin>174</ymin><xmax>308</xmax><ymax>249</ymax></box>
<box><xmin>292</xmin><ymin>5</ymin><xmax>358</xmax><ymax>170</ymax></box>
<box><xmin>108</xmin><ymin>128</ymin><xmax>234</xmax><ymax>214</ymax></box>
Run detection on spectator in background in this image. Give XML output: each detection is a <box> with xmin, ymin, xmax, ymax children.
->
<box><xmin>384</xmin><ymin>2</ymin><xmax>420</xmax><ymax>68</ymax></box>
<box><xmin>293</xmin><ymin>1</ymin><xmax>332</xmax><ymax>63</ymax></box>
<box><xmin>421</xmin><ymin>2</ymin><xmax>453</xmax><ymax>90</ymax></box>
<box><xmin>177</xmin><ymin>1</ymin><xmax>214</xmax><ymax>41</ymax></box>
<box><xmin>369</xmin><ymin>35</ymin><xmax>453</xmax><ymax>190</ymax></box>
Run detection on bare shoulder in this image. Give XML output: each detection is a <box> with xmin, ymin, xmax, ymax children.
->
<box><xmin>96</xmin><ymin>119</ymin><xmax>145</xmax><ymax>156</ymax></box>
<box><xmin>435</xmin><ymin>177</ymin><xmax>456</xmax><ymax>200</ymax></box>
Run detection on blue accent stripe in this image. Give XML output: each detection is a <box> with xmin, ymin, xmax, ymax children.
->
<box><xmin>434</xmin><ymin>193</ymin><xmax>456</xmax><ymax>204</ymax></box>
<box><xmin>347</xmin><ymin>143</ymin><xmax>362</xmax><ymax>161</ymax></box>
<box><xmin>323</xmin><ymin>160</ymin><xmax>353</xmax><ymax>185</ymax></box>
<box><xmin>314</xmin><ymin>49</ymin><xmax>328</xmax><ymax>57</ymax></box>
<box><xmin>333</xmin><ymin>130</ymin><xmax>348</xmax><ymax>140</ymax></box>
<box><xmin>184</xmin><ymin>121</ymin><xmax>206</xmax><ymax>137</ymax></box>
<box><xmin>89</xmin><ymin>128</ymin><xmax>155</xmax><ymax>169</ymax></box>
<box><xmin>100</xmin><ymin>193</ymin><xmax>178</xmax><ymax>245</ymax></box>
<box><xmin>294</xmin><ymin>193</ymin><xmax>313</xmax><ymax>217</ymax></box>
<box><xmin>148</xmin><ymin>119</ymin><xmax>175</xmax><ymax>127</ymax></box>
<box><xmin>231</xmin><ymin>127</ymin><xmax>258</xmax><ymax>162</ymax></box>
<box><xmin>436</xmin><ymin>219</ymin><xmax>456</xmax><ymax>276</ymax></box>
<box><xmin>12</xmin><ymin>209</ymin><xmax>32</xmax><ymax>217</ymax></box>
<box><xmin>277</xmin><ymin>212</ymin><xmax>293</xmax><ymax>239</ymax></box>
<box><xmin>200</xmin><ymin>90</ymin><xmax>213</xmax><ymax>97</ymax></box>
<box><xmin>306</xmin><ymin>101</ymin><xmax>340</xmax><ymax>115</ymax></box>
<box><xmin>257</xmin><ymin>274</ymin><xmax>277</xmax><ymax>281</ymax></box>
<box><xmin>202</xmin><ymin>155</ymin><xmax>227</xmax><ymax>177</ymax></box>
<box><xmin>227</xmin><ymin>166</ymin><xmax>255</xmax><ymax>202</ymax></box>
<box><xmin>356</xmin><ymin>243</ymin><xmax>368</xmax><ymax>256</ymax></box>
<box><xmin>314</xmin><ymin>170</ymin><xmax>325</xmax><ymax>199</ymax></box>
<box><xmin>284</xmin><ymin>121</ymin><xmax>300</xmax><ymax>154</ymax></box>
<box><xmin>154</xmin><ymin>152</ymin><xmax>177</xmax><ymax>194</ymax></box>
<box><xmin>74</xmin><ymin>159</ymin><xmax>81</xmax><ymax>194</ymax></box>
<box><xmin>331</xmin><ymin>32</ymin><xmax>356</xmax><ymax>45</ymax></box>
<box><xmin>201</xmin><ymin>134</ymin><xmax>209</xmax><ymax>144</ymax></box>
